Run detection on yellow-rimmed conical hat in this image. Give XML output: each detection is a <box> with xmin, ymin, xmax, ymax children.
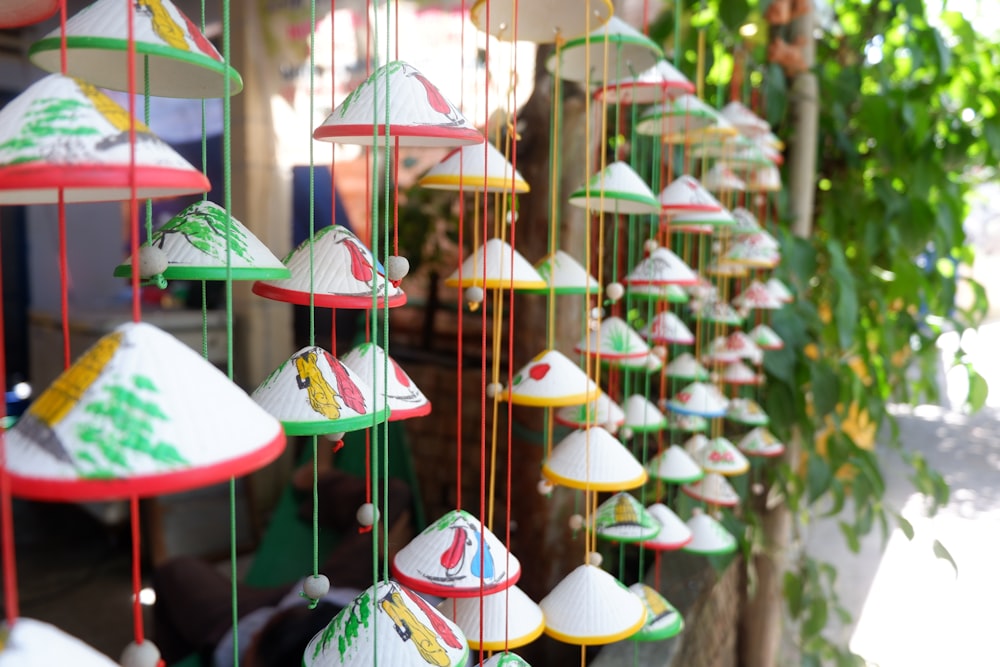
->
<box><xmin>683</xmin><ymin>509</ymin><xmax>737</xmax><ymax>555</ymax></box>
<box><xmin>568</xmin><ymin>161</ymin><xmax>659</xmax><ymax>214</ymax></box>
<box><xmin>597</xmin><ymin>60</ymin><xmax>695</xmax><ymax>105</ymax></box>
<box><xmin>419</xmin><ymin>141</ymin><xmax>529</xmax><ymax>193</ymax></box>
<box><xmin>738</xmin><ymin>427</ymin><xmax>785</xmax><ymax>458</ymax></box>
<box><xmin>339</xmin><ymin>342</ymin><xmax>431</xmax><ymax>421</ymax></box>
<box><xmin>501</xmin><ymin>349</ymin><xmax>598</xmax><ymax>407</ymax></box>
<box><xmin>547</xmin><ymin>17</ymin><xmax>663</xmax><ymax>84</ymax></box>
<box><xmin>647</xmin><ymin>444</ymin><xmax>703</xmax><ymax>484</ymax></box>
<box><xmin>437</xmin><ymin>585</ymin><xmax>544</xmax><ymax>651</ymax></box>
<box><xmin>640</xmin><ymin>311</ymin><xmax>695</xmax><ymax>345</ymax></box>
<box><xmin>314</xmin><ymin>61</ymin><xmax>481</xmax><ymax>147</ymax></box>
<box><xmin>691</xmin><ymin>437</ymin><xmax>750</xmax><ymax>476</ymax></box>
<box><xmin>575</xmin><ymin>316</ymin><xmax>650</xmax><ymax>361</ymax></box>
<box><xmin>525</xmin><ymin>250</ymin><xmax>600</xmax><ymax>295</ymax></box>
<box><xmin>622</xmin><ymin>395</ymin><xmax>668</xmax><ymax>433</ymax></box>
<box><xmin>470</xmin><ymin>0</ymin><xmax>612</xmax><ymax>44</ymax></box>
<box><xmin>727</xmin><ymin>398</ymin><xmax>770</xmax><ymax>426</ymax></box>
<box><xmin>539</xmin><ymin>564</ymin><xmax>646</xmax><ymax>645</ymax></box>
<box><xmin>725</xmin><ymin>238</ymin><xmax>780</xmax><ymax>268</ymax></box>
<box><xmin>392</xmin><ymin>509</ymin><xmax>521</xmax><ymax>598</ymax></box>
<box><xmin>0</xmin><ymin>618</ymin><xmax>118</xmax><ymax>667</ymax></box>
<box><xmin>555</xmin><ymin>393</ymin><xmax>625</xmax><ymax>430</ymax></box>
<box><xmin>543</xmin><ymin>427</ymin><xmax>646</xmax><ymax>491</ymax></box>
<box><xmin>642</xmin><ymin>503</ymin><xmax>693</xmax><ymax>550</ymax></box>
<box><xmin>445</xmin><ymin>238</ymin><xmax>546</xmax><ymax>290</ymax></box>
<box><xmin>622</xmin><ymin>247</ymin><xmax>698</xmax><ymax>286</ymax></box>
<box><xmin>6</xmin><ymin>322</ymin><xmax>284</xmax><ymax>501</ymax></box>
<box><xmin>627</xmin><ymin>583</ymin><xmax>684</xmax><ymax>641</ymax></box>
<box><xmin>594</xmin><ymin>492</ymin><xmax>661</xmax><ymax>543</ymax></box>
<box><xmin>682</xmin><ymin>472</ymin><xmax>739</xmax><ymax>506</ymax></box>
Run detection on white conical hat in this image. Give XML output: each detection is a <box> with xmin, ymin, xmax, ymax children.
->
<box><xmin>635</xmin><ymin>95</ymin><xmax>728</xmax><ymax>138</ymax></box>
<box><xmin>702</xmin><ymin>336</ymin><xmax>743</xmax><ymax>365</ymax></box>
<box><xmin>543</xmin><ymin>427</ymin><xmax>646</xmax><ymax>491</ymax></box>
<box><xmin>691</xmin><ymin>300</ymin><xmax>744</xmax><ymax>326</ymax></box>
<box><xmin>253</xmin><ymin>224</ymin><xmax>407</xmax><ymax>309</ymax></box>
<box><xmin>737</xmin><ymin>227</ymin><xmax>780</xmax><ymax>249</ymax></box>
<box><xmin>251</xmin><ymin>346</ymin><xmax>389</xmax><ymax>435</ymax></box>
<box><xmin>0</xmin><ymin>74</ymin><xmax>208</xmax><ymax>205</ymax></box>
<box><xmin>339</xmin><ymin>342</ymin><xmax>431</xmax><ymax>421</ymax></box>
<box><xmin>664</xmin><ymin>354</ymin><xmax>710</xmax><ymax>381</ymax></box>
<box><xmin>657</xmin><ymin>175</ymin><xmax>724</xmax><ymax>212</ymax></box>
<box><xmin>0</xmin><ymin>0</ymin><xmax>58</xmax><ymax>28</ymax></box>
<box><xmin>683</xmin><ymin>433</ymin><xmax>710</xmax><ymax>457</ymax></box>
<box><xmin>445</xmin><ymin>238</ymin><xmax>546</xmax><ymax>290</ymax></box>
<box><xmin>607</xmin><ymin>351</ymin><xmax>664</xmax><ymax>374</ymax></box>
<box><xmin>647</xmin><ymin>444</ymin><xmax>703</xmax><ymax>484</ymax></box>
<box><xmin>726</xmin><ymin>238</ymin><xmax>780</xmax><ymax>268</ymax></box>
<box><xmin>701</xmin><ymin>164</ymin><xmax>746</xmax><ymax>192</ymax></box>
<box><xmin>501</xmin><ymin>349</ymin><xmax>599</xmax><ymax>407</ymax></box>
<box><xmin>705</xmin><ymin>260</ymin><xmax>750</xmax><ymax>279</ymax></box>
<box><xmin>687</xmin><ymin>278</ymin><xmax>719</xmax><ymax>301</ymax></box>
<box><xmin>766</xmin><ymin>277</ymin><xmax>794</xmax><ymax>303</ymax></box>
<box><xmin>529</xmin><ymin>250</ymin><xmax>600</xmax><ymax>295</ymax></box>
<box><xmin>568</xmin><ymin>161</ymin><xmax>659</xmax><ymax>214</ymax></box>
<box><xmin>748</xmin><ymin>324</ymin><xmax>784</xmax><ymax>350</ymax></box>
<box><xmin>314</xmin><ymin>61</ymin><xmax>481</xmax><ymax>147</ymax></box>
<box><xmin>304</xmin><ymin>580</ymin><xmax>469</xmax><ymax>667</ymax></box>
<box><xmin>576</xmin><ymin>316</ymin><xmax>650</xmax><ymax>360</ymax></box>
<box><xmin>747</xmin><ymin>165</ymin><xmax>782</xmax><ymax>192</ymax></box>
<box><xmin>683</xmin><ymin>509</ymin><xmax>738</xmax><ymax>555</ymax></box>
<box><xmin>718</xmin><ymin>141</ymin><xmax>772</xmax><ymax>169</ymax></box>
<box><xmin>555</xmin><ymin>393</ymin><xmax>625</xmax><ymax>430</ymax></box>
<box><xmin>640</xmin><ymin>311</ymin><xmax>694</xmax><ymax>345</ymax></box>
<box><xmin>594</xmin><ymin>492</ymin><xmax>661</xmax><ymax>542</ymax></box>
<box><xmin>733</xmin><ymin>281</ymin><xmax>783</xmax><ymax>310</ymax></box>
<box><xmin>682</xmin><ymin>472</ymin><xmax>739</xmax><ymax>506</ymax></box>
<box><xmin>692</xmin><ymin>437</ymin><xmax>750</xmax><ymax>476</ymax></box>
<box><xmin>115</xmin><ymin>201</ymin><xmax>289</xmax><ymax>281</ymax></box>
<box><xmin>622</xmin><ymin>395</ymin><xmax>667</xmax><ymax>432</ymax></box>
<box><xmin>623</xmin><ymin>247</ymin><xmax>698</xmax><ymax>286</ymax></box>
<box><xmin>597</xmin><ymin>59</ymin><xmax>694</xmax><ymax>105</ymax></box>
<box><xmin>438</xmin><ymin>586</ymin><xmax>544</xmax><ymax>651</ymax></box>
<box><xmin>29</xmin><ymin>0</ymin><xmax>241</xmax><ymax>98</ymax></box>
<box><xmin>419</xmin><ymin>141</ymin><xmax>529</xmax><ymax>193</ymax></box>
<box><xmin>392</xmin><ymin>509</ymin><xmax>521</xmax><ymax>598</ymax></box>
<box><xmin>546</xmin><ymin>16</ymin><xmax>663</xmax><ymax>84</ymax></box>
<box><xmin>727</xmin><ymin>398</ymin><xmax>770</xmax><ymax>426</ymax></box>
<box><xmin>627</xmin><ymin>583</ymin><xmax>683</xmax><ymax>642</ymax></box>
<box><xmin>670</xmin><ymin>206</ymin><xmax>737</xmax><ymax>227</ymax></box>
<box><xmin>725</xmin><ymin>331</ymin><xmax>763</xmax><ymax>362</ymax></box>
<box><xmin>720</xmin><ymin>101</ymin><xmax>770</xmax><ymax>136</ymax></box>
<box><xmin>721</xmin><ymin>361</ymin><xmax>762</xmax><ymax>386</ymax></box>
<box><xmin>641</xmin><ymin>503</ymin><xmax>693</xmax><ymax>551</ymax></box>
<box><xmin>627</xmin><ymin>283</ymin><xmax>690</xmax><ymax>304</ymax></box>
<box><xmin>540</xmin><ymin>564</ymin><xmax>646</xmax><ymax>645</ymax></box>
<box><xmin>6</xmin><ymin>322</ymin><xmax>284</xmax><ymax>501</ymax></box>
<box><xmin>666</xmin><ymin>382</ymin><xmax>729</xmax><ymax>417</ymax></box>
<box><xmin>0</xmin><ymin>618</ymin><xmax>118</xmax><ymax>667</ymax></box>
<box><xmin>478</xmin><ymin>654</ymin><xmax>532</xmax><ymax>667</ymax></box>
<box><xmin>731</xmin><ymin>207</ymin><xmax>762</xmax><ymax>233</ymax></box>
<box><xmin>738</xmin><ymin>427</ymin><xmax>785</xmax><ymax>457</ymax></box>
<box><xmin>470</xmin><ymin>0</ymin><xmax>612</xmax><ymax>44</ymax></box>
<box><xmin>667</xmin><ymin>413</ymin><xmax>709</xmax><ymax>433</ymax></box>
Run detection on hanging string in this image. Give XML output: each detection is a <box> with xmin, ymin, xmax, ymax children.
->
<box><xmin>0</xmin><ymin>224</ymin><xmax>18</xmax><ymax>625</ymax></box>
<box><xmin>453</xmin><ymin>0</ymin><xmax>467</xmax><ymax>511</ymax></box>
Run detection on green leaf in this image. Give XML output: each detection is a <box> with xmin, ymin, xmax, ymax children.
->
<box><xmin>717</xmin><ymin>0</ymin><xmax>749</xmax><ymax>30</ymax></box>
<box><xmin>806</xmin><ymin>453</ymin><xmax>833</xmax><ymax>505</ymax></box>
<box><xmin>966</xmin><ymin>369</ymin><xmax>988</xmax><ymax>413</ymax></box>
<box><xmin>932</xmin><ymin>539</ymin><xmax>958</xmax><ymax>575</ymax></box>
<box><xmin>783</xmin><ymin>571</ymin><xmax>804</xmax><ymax>618</ymax></box>
<box><xmin>803</xmin><ymin>597</ymin><xmax>829</xmax><ymax>638</ymax></box>
<box><xmin>839</xmin><ymin>521</ymin><xmax>861</xmax><ymax>553</ymax></box>
<box><xmin>895</xmin><ymin>513</ymin><xmax>915</xmax><ymax>540</ymax></box>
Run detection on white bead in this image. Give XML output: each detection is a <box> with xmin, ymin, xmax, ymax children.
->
<box><xmin>121</xmin><ymin>640</ymin><xmax>161</xmax><ymax>667</ymax></box>
<box><xmin>356</xmin><ymin>503</ymin><xmax>379</xmax><ymax>526</ymax></box>
<box><xmin>537</xmin><ymin>479</ymin><xmax>554</xmax><ymax>495</ymax></box>
<box><xmin>465</xmin><ymin>285</ymin><xmax>484</xmax><ymax>303</ymax></box>
<box><xmin>644</xmin><ymin>239</ymin><xmax>659</xmax><ymax>253</ymax></box>
<box><xmin>604</xmin><ymin>421</ymin><xmax>620</xmax><ymax>434</ymax></box>
<box><xmin>137</xmin><ymin>245</ymin><xmax>168</xmax><ymax>278</ymax></box>
<box><xmin>620</xmin><ymin>427</ymin><xmax>634</xmax><ymax>440</ymax></box>
<box><xmin>645</xmin><ymin>355</ymin><xmax>661</xmax><ymax>371</ymax></box>
<box><xmin>652</xmin><ymin>345</ymin><xmax>668</xmax><ymax>360</ymax></box>
<box><xmin>386</xmin><ymin>255</ymin><xmax>410</xmax><ymax>282</ymax></box>
<box><xmin>590</xmin><ymin>307</ymin><xmax>605</xmax><ymax>320</ymax></box>
<box><xmin>568</xmin><ymin>514</ymin><xmax>585</xmax><ymax>531</ymax></box>
<box><xmin>587</xmin><ymin>551</ymin><xmax>604</xmax><ymax>567</ymax></box>
<box><xmin>605</xmin><ymin>282</ymin><xmax>625</xmax><ymax>302</ymax></box>
<box><xmin>485</xmin><ymin>382</ymin><xmax>504</xmax><ymax>398</ymax></box>
<box><xmin>303</xmin><ymin>573</ymin><xmax>331</xmax><ymax>600</ymax></box>
<box><xmin>506</xmin><ymin>210</ymin><xmax>518</xmax><ymax>225</ymax></box>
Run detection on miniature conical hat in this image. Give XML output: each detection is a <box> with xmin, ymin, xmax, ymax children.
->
<box><xmin>0</xmin><ymin>618</ymin><xmax>118</xmax><ymax>667</ymax></box>
<box><xmin>623</xmin><ymin>247</ymin><xmax>698</xmax><ymax>286</ymax></box>
<box><xmin>392</xmin><ymin>509</ymin><xmax>521</xmax><ymax>598</ymax></box>
<box><xmin>314</xmin><ymin>61</ymin><xmax>481</xmax><ymax>147</ymax></box>
<box><xmin>627</xmin><ymin>283</ymin><xmax>690</xmax><ymax>304</ymax></box>
<box><xmin>547</xmin><ymin>17</ymin><xmax>663</xmax><ymax>84</ymax></box>
<box><xmin>683</xmin><ymin>509</ymin><xmax>737</xmax><ymax>555</ymax></box>
<box><xmin>5</xmin><ymin>322</ymin><xmax>284</xmax><ymax>501</ymax></box>
<box><xmin>555</xmin><ymin>393</ymin><xmax>625</xmax><ymax>430</ymax></box>
<box><xmin>720</xmin><ymin>101</ymin><xmax>770</xmax><ymax>136</ymax></box>
<box><xmin>622</xmin><ymin>395</ymin><xmax>667</xmax><ymax>433</ymax></box>
<box><xmin>642</xmin><ymin>503</ymin><xmax>693</xmax><ymax>550</ymax></box>
<box><xmin>470</xmin><ymin>0</ymin><xmax>612</xmax><ymax>43</ymax></box>
<box><xmin>253</xmin><ymin>225</ymin><xmax>407</xmax><ymax>309</ymax></box>
<box><xmin>692</xmin><ymin>301</ymin><xmax>744</xmax><ymax>326</ymax></box>
<box><xmin>647</xmin><ymin>444</ymin><xmax>703</xmax><ymax>484</ymax></box>
<box><xmin>635</xmin><ymin>94</ymin><xmax>727</xmax><ymax>137</ymax></box>
<box><xmin>748</xmin><ymin>324</ymin><xmax>784</xmax><ymax>350</ymax></box>
<box><xmin>29</xmin><ymin>0</ymin><xmax>241</xmax><ymax>98</ymax></box>
<box><xmin>721</xmin><ymin>361</ymin><xmax>762</xmax><ymax>386</ymax></box>
<box><xmin>419</xmin><ymin>141</ymin><xmax>529</xmax><ymax>193</ymax></box>
<box><xmin>687</xmin><ymin>278</ymin><xmax>718</xmax><ymax>301</ymax></box>
<box><xmin>664</xmin><ymin>354</ymin><xmax>709</xmax><ymax>381</ymax></box>
<box><xmin>114</xmin><ymin>201</ymin><xmax>289</xmax><ymax>281</ymax></box>
<box><xmin>656</xmin><ymin>175</ymin><xmax>723</xmax><ymax>213</ymax></box>
<box><xmin>683</xmin><ymin>433</ymin><xmax>710</xmax><ymax>456</ymax></box>
<box><xmin>540</xmin><ymin>564</ymin><xmax>646</xmax><ymax>645</ymax></box>
<box><xmin>437</xmin><ymin>586</ymin><xmax>544</xmax><ymax>651</ymax></box>
<box><xmin>627</xmin><ymin>583</ymin><xmax>684</xmax><ymax>641</ymax></box>
<box><xmin>445</xmin><ymin>238</ymin><xmax>546</xmax><ymax>290</ymax></box>
<box><xmin>303</xmin><ymin>580</ymin><xmax>469</xmax><ymax>667</ymax></box>
<box><xmin>726</xmin><ymin>238</ymin><xmax>780</xmax><ymax>268</ymax></box>
<box><xmin>0</xmin><ymin>74</ymin><xmax>209</xmax><ymax>205</ymax></box>
<box><xmin>526</xmin><ymin>250</ymin><xmax>600</xmax><ymax>295</ymax></box>
<box><xmin>543</xmin><ymin>427</ymin><xmax>646</xmax><ymax>491</ymax></box>
<box><xmin>738</xmin><ymin>427</ymin><xmax>785</xmax><ymax>458</ymax></box>
<box><xmin>705</xmin><ymin>260</ymin><xmax>750</xmax><ymax>279</ymax></box>
<box><xmin>725</xmin><ymin>332</ymin><xmax>763</xmax><ymax>362</ymax></box>
<box><xmin>605</xmin><ymin>352</ymin><xmax>663</xmax><ymax>374</ymax></box>
<box><xmin>702</xmin><ymin>336</ymin><xmax>742</xmax><ymax>365</ymax></box>
<box><xmin>478</xmin><ymin>654</ymin><xmax>531</xmax><ymax>667</ymax></box>
<box><xmin>251</xmin><ymin>346</ymin><xmax>390</xmax><ymax>435</ymax></box>
<box><xmin>594</xmin><ymin>492</ymin><xmax>661</xmax><ymax>543</ymax></box>
<box><xmin>640</xmin><ymin>312</ymin><xmax>694</xmax><ymax>345</ymax></box>
<box><xmin>576</xmin><ymin>316</ymin><xmax>650</xmax><ymax>360</ymax></box>
<box><xmin>736</xmin><ymin>228</ymin><xmax>780</xmax><ymax>249</ymax></box>
<box><xmin>747</xmin><ymin>165</ymin><xmax>782</xmax><ymax>192</ymax></box>
<box><xmin>666</xmin><ymin>382</ymin><xmax>729</xmax><ymax>417</ymax></box>
<box><xmin>667</xmin><ymin>413</ymin><xmax>709</xmax><ymax>433</ymax></box>
<box><xmin>682</xmin><ymin>472</ymin><xmax>739</xmax><ymax>506</ymax></box>
<box><xmin>731</xmin><ymin>207</ymin><xmax>762</xmax><ymax>233</ymax></box>
<box><xmin>733</xmin><ymin>281</ymin><xmax>783</xmax><ymax>310</ymax></box>
<box><xmin>0</xmin><ymin>0</ymin><xmax>58</xmax><ymax>28</ymax></box>
<box><xmin>339</xmin><ymin>342</ymin><xmax>431</xmax><ymax>421</ymax></box>
<box><xmin>670</xmin><ymin>206</ymin><xmax>737</xmax><ymax>227</ymax></box>
<box><xmin>727</xmin><ymin>398</ymin><xmax>770</xmax><ymax>426</ymax></box>
<box><xmin>597</xmin><ymin>59</ymin><xmax>695</xmax><ymax>105</ymax></box>
<box><xmin>692</xmin><ymin>437</ymin><xmax>750</xmax><ymax>476</ymax></box>
<box><xmin>766</xmin><ymin>277</ymin><xmax>794</xmax><ymax>303</ymax></box>
<box><xmin>501</xmin><ymin>349</ymin><xmax>598</xmax><ymax>407</ymax></box>
<box><xmin>701</xmin><ymin>164</ymin><xmax>746</xmax><ymax>192</ymax></box>
<box><xmin>568</xmin><ymin>161</ymin><xmax>659</xmax><ymax>214</ymax></box>
<box><xmin>718</xmin><ymin>141</ymin><xmax>772</xmax><ymax>169</ymax></box>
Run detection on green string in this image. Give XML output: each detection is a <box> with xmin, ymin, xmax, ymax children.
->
<box><xmin>308</xmin><ymin>0</ymin><xmax>319</xmax><ymax>592</ymax></box>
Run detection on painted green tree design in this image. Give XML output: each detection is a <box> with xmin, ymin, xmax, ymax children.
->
<box><xmin>155</xmin><ymin>203</ymin><xmax>251</xmax><ymax>263</ymax></box>
<box><xmin>0</xmin><ymin>97</ymin><xmax>99</xmax><ymax>165</ymax></box>
<box><xmin>74</xmin><ymin>374</ymin><xmax>188</xmax><ymax>478</ymax></box>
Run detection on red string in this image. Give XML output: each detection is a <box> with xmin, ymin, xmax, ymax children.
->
<box><xmin>130</xmin><ymin>496</ymin><xmax>144</xmax><ymax>642</ymax></box>
<box><xmin>0</xmin><ymin>221</ymin><xmax>18</xmax><ymax>624</ymax></box>
<box><xmin>59</xmin><ymin>0</ymin><xmax>67</xmax><ymax>73</ymax></box>
<box><xmin>392</xmin><ymin>136</ymin><xmax>399</xmax><ymax>253</ymax></box>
